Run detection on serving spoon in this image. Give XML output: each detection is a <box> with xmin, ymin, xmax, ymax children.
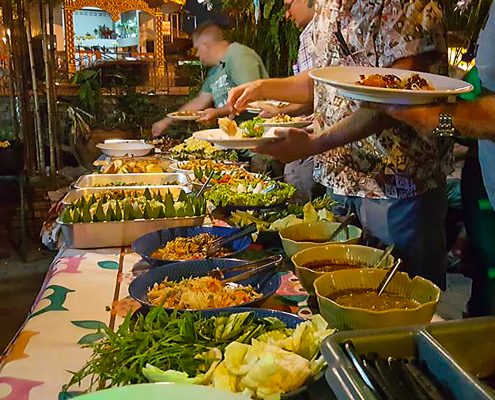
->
<box><xmin>376</xmin><ymin>259</ymin><xmax>402</xmax><ymax>296</ymax></box>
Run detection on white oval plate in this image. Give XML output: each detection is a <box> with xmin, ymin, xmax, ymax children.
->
<box><xmin>167</xmin><ymin>111</ymin><xmax>200</xmax><ymax>121</ymax></box>
<box><xmin>309</xmin><ymin>66</ymin><xmax>473</xmax><ymax>105</ymax></box>
<box><xmin>96</xmin><ymin>142</ymin><xmax>155</xmax><ymax>157</ymax></box>
<box><xmin>193</xmin><ymin>128</ymin><xmax>280</xmax><ymax>150</ymax></box>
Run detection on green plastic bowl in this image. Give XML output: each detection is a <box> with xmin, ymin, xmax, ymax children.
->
<box><xmin>279</xmin><ymin>221</ymin><xmax>362</xmax><ymax>259</ymax></box>
<box><xmin>291</xmin><ymin>244</ymin><xmax>394</xmax><ymax>294</ymax></box>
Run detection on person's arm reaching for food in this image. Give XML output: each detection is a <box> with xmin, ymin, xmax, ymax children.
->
<box><xmin>151</xmin><ymin>92</ymin><xmax>214</xmax><ymax>137</ymax></box>
<box><xmin>253</xmin><ymin>52</ymin><xmax>438</xmax><ymax>162</ymax></box>
<box><xmin>196</xmin><ymin>104</ymin><xmax>233</xmax><ymax>124</ymax></box>
<box><xmin>227</xmin><ymin>71</ymin><xmax>314</xmax><ymax>113</ymax></box>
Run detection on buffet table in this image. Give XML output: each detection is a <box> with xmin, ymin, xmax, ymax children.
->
<box><xmin>0</xmin><ymin>244</ymin><xmax>331</xmax><ymax>400</ymax></box>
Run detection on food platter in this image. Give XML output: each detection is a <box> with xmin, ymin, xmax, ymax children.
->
<box><xmin>96</xmin><ymin>142</ymin><xmax>155</xmax><ymax>157</ymax></box>
<box><xmin>309</xmin><ymin>66</ymin><xmax>474</xmax><ymax>105</ymax></box>
<box><xmin>166</xmin><ymin>110</ymin><xmax>201</xmax><ymax>121</ymax></box>
<box><xmin>263</xmin><ymin>116</ymin><xmax>312</xmax><ymax>129</ymax></box>
<box><xmin>73</xmin><ymin>173</ymin><xmax>189</xmax><ymax>189</ymax></box>
<box><xmin>193</xmin><ymin>128</ymin><xmax>280</xmax><ymax>150</ymax></box>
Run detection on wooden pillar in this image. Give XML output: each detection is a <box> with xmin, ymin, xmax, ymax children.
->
<box><xmin>154</xmin><ymin>12</ymin><xmax>165</xmax><ymax>77</ymax></box>
<box><xmin>63</xmin><ymin>3</ymin><xmax>76</xmax><ymax>75</ymax></box>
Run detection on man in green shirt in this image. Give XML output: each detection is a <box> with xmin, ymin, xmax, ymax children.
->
<box><xmin>152</xmin><ymin>22</ymin><xmax>268</xmax><ymax>137</ymax></box>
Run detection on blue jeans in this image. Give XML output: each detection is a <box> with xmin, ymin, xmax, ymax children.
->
<box><xmin>331</xmin><ymin>185</ymin><xmax>448</xmax><ymax>290</ymax></box>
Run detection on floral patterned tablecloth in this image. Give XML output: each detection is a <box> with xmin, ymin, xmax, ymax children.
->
<box><xmin>0</xmin><ymin>245</ymin><xmax>315</xmax><ymax>400</ymax></box>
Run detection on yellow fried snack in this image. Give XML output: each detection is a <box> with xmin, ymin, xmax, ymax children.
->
<box><xmin>218</xmin><ymin>117</ymin><xmax>238</xmax><ymax>136</ymax></box>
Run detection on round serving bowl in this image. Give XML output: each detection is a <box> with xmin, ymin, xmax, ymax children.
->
<box><xmin>128</xmin><ymin>258</ymin><xmax>280</xmax><ymax>311</ymax></box>
<box><xmin>132</xmin><ymin>226</ymin><xmax>252</xmax><ymax>267</ymax></box>
<box><xmin>314</xmin><ymin>268</ymin><xmax>441</xmax><ymax>330</ymax></box>
<box><xmin>279</xmin><ymin>221</ymin><xmax>362</xmax><ymax>258</ymax></box>
<box><xmin>291</xmin><ymin>244</ymin><xmax>394</xmax><ymax>294</ymax></box>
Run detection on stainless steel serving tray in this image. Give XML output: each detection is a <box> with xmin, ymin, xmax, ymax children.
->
<box><xmin>58</xmin><ymin>215</ymin><xmax>206</xmax><ymax>249</ymax></box>
<box><xmin>73</xmin><ymin>173</ymin><xmax>189</xmax><ymax>189</ymax></box>
<box><xmin>61</xmin><ymin>186</ymin><xmax>191</xmax><ymax>205</ymax></box>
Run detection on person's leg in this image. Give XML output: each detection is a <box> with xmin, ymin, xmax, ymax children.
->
<box><xmin>461</xmin><ymin>157</ymin><xmax>495</xmax><ymax>316</ymax></box>
<box><xmin>350</xmin><ymin>186</ymin><xmax>448</xmax><ymax>290</ymax></box>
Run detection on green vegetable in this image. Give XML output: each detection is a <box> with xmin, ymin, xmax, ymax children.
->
<box><xmin>239</xmin><ymin>117</ymin><xmax>265</xmax><ymax>138</ymax></box>
<box><xmin>230</xmin><ymin>196</ymin><xmax>336</xmax><ymax>231</ymax></box>
<box><xmin>142</xmin><ymin>315</ymin><xmax>334</xmax><ymax>400</ymax></box>
<box><xmin>65</xmin><ymin>310</ymin><xmax>296</xmax><ymax>391</ymax></box>
<box><xmin>58</xmin><ymin>189</ymin><xmax>206</xmax><ymax>224</ymax></box>
<box><xmin>206</xmin><ymin>181</ymin><xmax>296</xmax><ymax>208</ymax></box>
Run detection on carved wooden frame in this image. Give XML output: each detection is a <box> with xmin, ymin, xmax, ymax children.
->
<box><xmin>63</xmin><ymin>0</ymin><xmax>183</xmax><ymax>76</ymax></box>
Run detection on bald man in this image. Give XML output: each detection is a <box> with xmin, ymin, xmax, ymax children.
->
<box><xmin>152</xmin><ymin>21</ymin><xmax>268</xmax><ymax>137</ymax></box>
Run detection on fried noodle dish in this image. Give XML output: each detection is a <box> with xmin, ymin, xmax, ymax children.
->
<box><xmin>147</xmin><ymin>276</ymin><xmax>262</xmax><ymax>309</ymax></box>
<box><xmin>151</xmin><ymin>233</ymin><xmax>230</xmax><ymax>260</ymax></box>
<box><xmin>357</xmin><ymin>73</ymin><xmax>434</xmax><ymax>90</ymax></box>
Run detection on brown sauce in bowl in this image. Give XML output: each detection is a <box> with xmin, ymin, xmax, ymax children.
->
<box><xmin>302</xmin><ymin>260</ymin><xmax>367</xmax><ymax>273</ymax></box>
<box><xmin>295</xmin><ymin>238</ymin><xmax>332</xmax><ymax>243</ymax></box>
<box><xmin>327</xmin><ymin>288</ymin><xmax>420</xmax><ymax>311</ymax></box>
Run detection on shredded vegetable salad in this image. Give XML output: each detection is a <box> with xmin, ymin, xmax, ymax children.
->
<box><xmin>147</xmin><ymin>276</ymin><xmax>262</xmax><ymax>309</ymax></box>
<box><xmin>150</xmin><ymin>233</ymin><xmax>229</xmax><ymax>261</ymax></box>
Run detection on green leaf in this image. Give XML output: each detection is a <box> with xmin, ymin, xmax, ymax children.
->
<box><xmin>132</xmin><ymin>203</ymin><xmax>144</xmax><ymax>219</ymax></box>
<box><xmin>144</xmin><ymin>188</ymin><xmax>152</xmax><ymax>201</ymax></box>
<box><xmin>144</xmin><ymin>202</ymin><xmax>153</xmax><ymax>219</ymax></box>
<box><xmin>114</xmin><ymin>201</ymin><xmax>123</xmax><ymax>221</ymax></box>
<box><xmin>71</xmin><ymin>320</ymin><xmax>107</xmax><ymax>330</ymax></box>
<box><xmin>97</xmin><ymin>260</ymin><xmax>119</xmax><ymax>270</ymax></box>
<box><xmin>61</xmin><ymin>208</ymin><xmax>73</xmax><ymax>223</ymax></box>
<box><xmin>82</xmin><ymin>204</ymin><xmax>92</xmax><ymax>223</ymax></box>
<box><xmin>72</xmin><ymin>209</ymin><xmax>82</xmax><ymax>223</ymax></box>
<box><xmin>164</xmin><ymin>192</ymin><xmax>175</xmax><ymax>218</ymax></box>
<box><xmin>185</xmin><ymin>202</ymin><xmax>194</xmax><ymax>217</ymax></box>
<box><xmin>123</xmin><ymin>200</ymin><xmax>134</xmax><ymax>220</ymax></box>
<box><xmin>176</xmin><ymin>206</ymin><xmax>185</xmax><ymax>218</ymax></box>
<box><xmin>94</xmin><ymin>201</ymin><xmax>106</xmax><ymax>222</ymax></box>
<box><xmin>77</xmin><ymin>332</ymin><xmax>105</xmax><ymax>344</ymax></box>
<box><xmin>106</xmin><ymin>204</ymin><xmax>115</xmax><ymax>221</ymax></box>
<box><xmin>178</xmin><ymin>189</ymin><xmax>187</xmax><ymax>202</ymax></box>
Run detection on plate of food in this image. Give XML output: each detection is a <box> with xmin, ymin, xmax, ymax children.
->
<box><xmin>128</xmin><ymin>258</ymin><xmax>281</xmax><ymax>310</ymax></box>
<box><xmin>169</xmin><ymin>137</ymin><xmax>239</xmax><ymax>161</ymax></box>
<box><xmin>132</xmin><ymin>226</ymin><xmax>252</xmax><ymax>266</ymax></box>
<box><xmin>309</xmin><ymin>66</ymin><xmax>473</xmax><ymax>105</ymax></box>
<box><xmin>167</xmin><ymin>110</ymin><xmax>201</xmax><ymax>121</ymax></box>
<box><xmin>96</xmin><ymin>142</ymin><xmax>155</xmax><ymax>157</ymax></box>
<box><xmin>66</xmin><ymin>308</ymin><xmax>334</xmax><ymax>399</ymax></box>
<box><xmin>262</xmin><ymin>114</ymin><xmax>312</xmax><ymax>128</ymax></box>
<box><xmin>205</xmin><ymin>179</ymin><xmax>296</xmax><ymax>210</ymax></box>
<box><xmin>193</xmin><ymin>118</ymin><xmax>280</xmax><ymax>150</ymax></box>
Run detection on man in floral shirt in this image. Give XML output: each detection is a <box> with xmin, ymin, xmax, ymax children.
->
<box><xmin>228</xmin><ymin>0</ymin><xmax>452</xmax><ymax>289</ymax></box>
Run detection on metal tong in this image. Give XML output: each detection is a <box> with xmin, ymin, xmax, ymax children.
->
<box><xmin>205</xmin><ymin>223</ymin><xmax>257</xmax><ymax>258</ymax></box>
<box><xmin>195</xmin><ymin>170</ymin><xmax>215</xmax><ymax>198</ymax></box>
<box><xmin>209</xmin><ymin>255</ymin><xmax>283</xmax><ymax>283</ymax></box>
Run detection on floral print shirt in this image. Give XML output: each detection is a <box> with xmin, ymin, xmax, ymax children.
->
<box><xmin>312</xmin><ymin>0</ymin><xmax>454</xmax><ymax>199</ymax></box>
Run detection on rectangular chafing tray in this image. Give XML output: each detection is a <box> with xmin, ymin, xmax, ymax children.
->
<box><xmin>73</xmin><ymin>173</ymin><xmax>189</xmax><ymax>189</ymax></box>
